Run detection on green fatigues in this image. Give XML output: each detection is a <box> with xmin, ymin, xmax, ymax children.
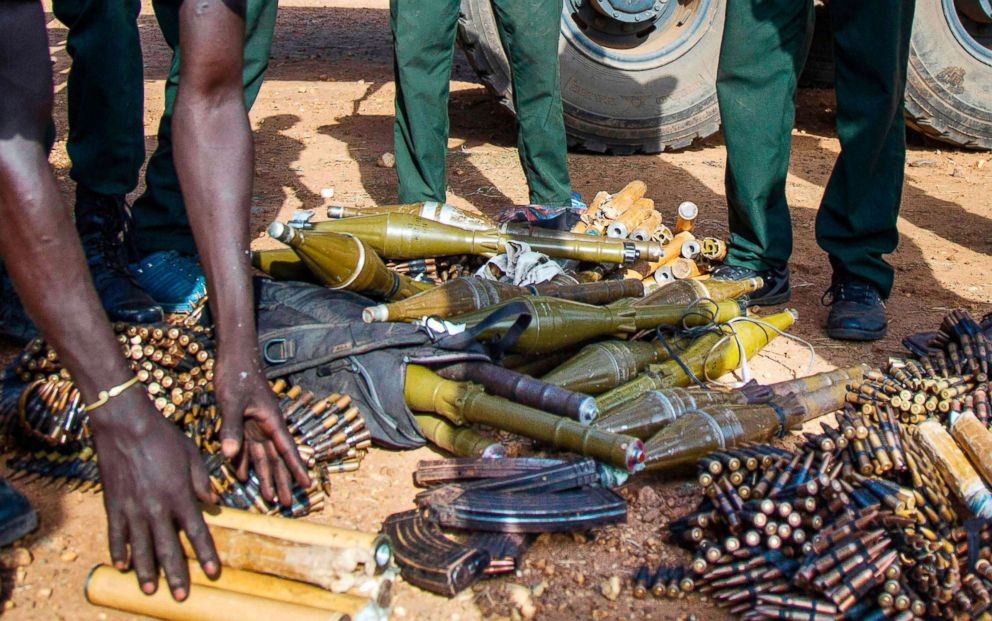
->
<box><xmin>390</xmin><ymin>0</ymin><xmax>572</xmax><ymax>207</ymax></box>
<box><xmin>717</xmin><ymin>0</ymin><xmax>915</xmax><ymax>298</ymax></box>
<box><xmin>52</xmin><ymin>0</ymin><xmax>278</xmax><ymax>257</ymax></box>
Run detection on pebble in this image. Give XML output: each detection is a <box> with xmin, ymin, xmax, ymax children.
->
<box><xmin>320</xmin><ymin>188</ymin><xmax>335</xmax><ymax>199</ymax></box>
<box><xmin>533</xmin><ymin>580</ymin><xmax>547</xmax><ymax>598</ymax></box>
<box><xmin>60</xmin><ymin>551</ymin><xmax>77</xmax><ymax>563</ymax></box>
<box><xmin>377</xmin><ymin>152</ymin><xmax>395</xmax><ymax>168</ymax></box>
<box><xmin>574</xmin><ymin>572</ymin><xmax>585</xmax><ymax>586</ymax></box>
<box><xmin>637</xmin><ymin>486</ymin><xmax>658</xmax><ymax>506</ymax></box>
<box><xmin>600</xmin><ymin>575</ymin><xmax>621</xmax><ymax>601</ymax></box>
<box><xmin>909</xmin><ymin>158</ymin><xmax>936</xmax><ymax>168</ymax></box>
<box><xmin>3</xmin><ymin>600</ymin><xmax>14</xmax><ymax>611</ymax></box>
<box><xmin>951</xmin><ymin>167</ymin><xmax>965</xmax><ymax>178</ymax></box>
<box><xmin>15</xmin><ymin>566</ymin><xmax>27</xmax><ymax>584</ymax></box>
<box><xmin>38</xmin><ymin>587</ymin><xmax>53</xmax><ymax>599</ymax></box>
<box><xmin>12</xmin><ymin>547</ymin><xmax>33</xmax><ymax>567</ymax></box>
<box><xmin>508</xmin><ymin>584</ymin><xmax>536</xmax><ymax>620</ymax></box>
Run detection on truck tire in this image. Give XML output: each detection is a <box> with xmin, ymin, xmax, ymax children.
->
<box><xmin>905</xmin><ymin>0</ymin><xmax>992</xmax><ymax>149</ymax></box>
<box><xmin>458</xmin><ymin>0</ymin><xmax>725</xmax><ymax>154</ymax></box>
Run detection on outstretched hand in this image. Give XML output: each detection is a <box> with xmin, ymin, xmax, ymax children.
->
<box><xmin>89</xmin><ymin>388</ymin><xmax>219</xmax><ymax>601</ymax></box>
<box><xmin>214</xmin><ymin>355</ymin><xmax>311</xmax><ymax>506</ymax></box>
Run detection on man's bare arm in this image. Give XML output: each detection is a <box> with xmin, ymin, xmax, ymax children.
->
<box><xmin>0</xmin><ymin>1</ymin><xmax>219</xmax><ymax>601</ymax></box>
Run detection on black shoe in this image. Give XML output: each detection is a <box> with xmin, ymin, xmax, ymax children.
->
<box><xmin>75</xmin><ymin>187</ymin><xmax>163</xmax><ymax>324</ymax></box>
<box><xmin>710</xmin><ymin>264</ymin><xmax>791</xmax><ymax>306</ymax></box>
<box><xmin>0</xmin><ymin>264</ymin><xmax>37</xmax><ymax>344</ymax></box>
<box><xmin>0</xmin><ymin>477</ymin><xmax>37</xmax><ymax>547</ymax></box>
<box><xmin>823</xmin><ymin>278</ymin><xmax>887</xmax><ymax>341</ymax></box>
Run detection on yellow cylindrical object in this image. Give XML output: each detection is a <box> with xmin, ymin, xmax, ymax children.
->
<box><xmin>85</xmin><ymin>566</ymin><xmax>346</xmax><ymax>621</ymax></box>
<box><xmin>630</xmin><ymin>210</ymin><xmax>663</xmax><ymax>242</ymax></box>
<box><xmin>415</xmin><ymin>413</ymin><xmax>506</xmax><ymax>458</ymax></box>
<box><xmin>603</xmin><ymin>181</ymin><xmax>647</xmax><ymax>218</ymax></box>
<box><xmin>201</xmin><ymin>506</ymin><xmax>391</xmax><ymax>571</ymax></box>
<box><xmin>187</xmin><ymin>563</ymin><xmax>371</xmax><ymax>615</ymax></box>
<box><xmin>670</xmin><ymin>258</ymin><xmax>701</xmax><ymax>280</ymax></box>
<box><xmin>606</xmin><ymin>198</ymin><xmax>656</xmax><ymax>238</ymax></box>
<box><xmin>182</xmin><ymin>526</ymin><xmax>367</xmax><ymax>589</ymax></box>
<box><xmin>949</xmin><ymin>410</ymin><xmax>992</xmax><ymax>488</ymax></box>
<box><xmin>658</xmin><ymin>231</ymin><xmax>696</xmax><ymax>266</ymax></box>
<box><xmin>915</xmin><ymin>420</ymin><xmax>992</xmax><ymax>518</ymax></box>
<box><xmin>674</xmin><ymin>201</ymin><xmax>698</xmax><ymax>233</ymax></box>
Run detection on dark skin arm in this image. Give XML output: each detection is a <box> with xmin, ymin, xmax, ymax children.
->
<box><xmin>172</xmin><ymin>0</ymin><xmax>311</xmax><ymax>505</ymax></box>
<box><xmin>0</xmin><ymin>1</ymin><xmax>218</xmax><ymax>601</ymax></box>
<box><xmin>1</xmin><ymin>0</ymin><xmax>308</xmax><ymax>601</ymax></box>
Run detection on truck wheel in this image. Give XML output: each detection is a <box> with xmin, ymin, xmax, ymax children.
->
<box><xmin>905</xmin><ymin>0</ymin><xmax>992</xmax><ymax>149</ymax></box>
<box><xmin>458</xmin><ymin>0</ymin><xmax>725</xmax><ymax>154</ymax></box>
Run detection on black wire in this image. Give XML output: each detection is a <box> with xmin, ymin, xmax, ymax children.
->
<box><xmin>652</xmin><ymin>296</ymin><xmax>739</xmax><ymax>391</ymax></box>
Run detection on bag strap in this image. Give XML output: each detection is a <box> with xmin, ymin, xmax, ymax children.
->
<box><xmin>433</xmin><ymin>300</ymin><xmax>532</xmax><ymax>360</ymax></box>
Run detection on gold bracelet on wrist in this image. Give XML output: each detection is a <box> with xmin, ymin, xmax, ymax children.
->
<box><xmin>83</xmin><ymin>376</ymin><xmax>141</xmax><ymax>412</ymax></box>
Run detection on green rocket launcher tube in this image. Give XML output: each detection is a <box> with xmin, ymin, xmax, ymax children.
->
<box><xmin>449</xmin><ymin>297</ymin><xmax>742</xmax><ymax>355</ymax></box>
<box><xmin>313</xmin><ymin>213</ymin><xmax>641</xmax><ymax>264</ymax></box>
<box><xmin>404</xmin><ymin>365</ymin><xmax>645</xmax><ymax>472</ymax></box>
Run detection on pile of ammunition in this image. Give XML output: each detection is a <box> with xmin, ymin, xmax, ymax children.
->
<box><xmin>573</xmin><ymin>181</ymin><xmax>727</xmax><ymax>287</ymax></box>
<box><xmin>847</xmin><ymin>311</ymin><xmax>990</xmax><ymax>424</ymax></box>
<box><xmin>631</xmin><ymin>563</ymin><xmax>695</xmax><ymax>600</ymax></box>
<box><xmin>656</xmin><ymin>399</ymin><xmax>992</xmax><ymax>620</ymax></box>
<box><xmin>385</xmin><ymin>457</ymin><xmax>626</xmax><ymax>596</ymax></box>
<box><xmin>0</xmin><ymin>323</ymin><xmax>370</xmax><ymax>517</ymax></box>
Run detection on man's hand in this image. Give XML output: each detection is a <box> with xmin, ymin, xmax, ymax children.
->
<box><xmin>214</xmin><ymin>353</ymin><xmax>311</xmax><ymax>506</ymax></box>
<box><xmin>89</xmin><ymin>388</ymin><xmax>220</xmax><ymax>601</ymax></box>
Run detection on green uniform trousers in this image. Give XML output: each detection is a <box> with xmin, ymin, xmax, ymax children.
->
<box><xmin>390</xmin><ymin>0</ymin><xmax>572</xmax><ymax>207</ymax></box>
<box><xmin>716</xmin><ymin>0</ymin><xmax>915</xmax><ymax>297</ymax></box>
<box><xmin>52</xmin><ymin>0</ymin><xmax>277</xmax><ymax>257</ymax></box>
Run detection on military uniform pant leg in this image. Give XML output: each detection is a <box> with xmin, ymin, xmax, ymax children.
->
<box><xmin>52</xmin><ymin>0</ymin><xmax>145</xmax><ymax>196</ymax></box>
<box><xmin>490</xmin><ymin>0</ymin><xmax>572</xmax><ymax>206</ymax></box>
<box><xmin>716</xmin><ymin>0</ymin><xmax>815</xmax><ymax>271</ymax></box>
<box><xmin>815</xmin><ymin>0</ymin><xmax>915</xmax><ymax>297</ymax></box>
<box><xmin>132</xmin><ymin>0</ymin><xmax>278</xmax><ymax>256</ymax></box>
<box><xmin>390</xmin><ymin>0</ymin><xmax>461</xmax><ymax>204</ymax></box>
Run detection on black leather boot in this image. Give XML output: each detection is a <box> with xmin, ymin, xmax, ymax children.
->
<box><xmin>823</xmin><ymin>277</ymin><xmax>887</xmax><ymax>341</ymax></box>
<box><xmin>0</xmin><ymin>476</ymin><xmax>37</xmax><ymax>546</ymax></box>
<box><xmin>75</xmin><ymin>186</ymin><xmax>163</xmax><ymax>323</ymax></box>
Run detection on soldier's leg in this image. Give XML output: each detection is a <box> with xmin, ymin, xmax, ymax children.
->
<box><xmin>490</xmin><ymin>0</ymin><xmax>572</xmax><ymax>208</ymax></box>
<box><xmin>816</xmin><ymin>0</ymin><xmax>915</xmax><ymax>298</ymax></box>
<box><xmin>391</xmin><ymin>0</ymin><xmax>461</xmax><ymax>204</ymax></box>
<box><xmin>716</xmin><ymin>0</ymin><xmax>815</xmax><ymax>273</ymax></box>
<box><xmin>51</xmin><ymin>0</ymin><xmax>144</xmax><ymax>197</ymax></box>
<box><xmin>50</xmin><ymin>0</ymin><xmax>163</xmax><ymax>323</ymax></box>
<box><xmin>132</xmin><ymin>0</ymin><xmax>278</xmax><ymax>256</ymax></box>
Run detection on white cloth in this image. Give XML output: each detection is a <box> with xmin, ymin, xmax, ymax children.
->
<box><xmin>475</xmin><ymin>241</ymin><xmax>565</xmax><ymax>287</ymax></box>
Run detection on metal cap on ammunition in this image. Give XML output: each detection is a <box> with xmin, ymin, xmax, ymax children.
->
<box><xmin>363</xmin><ymin>304</ymin><xmax>390</xmax><ymax>323</ymax></box>
<box><xmin>267</xmin><ymin>221</ymin><xmax>292</xmax><ymax>243</ymax></box>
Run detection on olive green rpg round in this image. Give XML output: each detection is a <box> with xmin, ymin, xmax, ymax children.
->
<box><xmin>268</xmin><ymin>222</ymin><xmax>432</xmax><ymax>300</ymax></box>
<box><xmin>594</xmin><ymin>309</ymin><xmax>797</xmax><ymax>412</ymax></box>
<box><xmin>251</xmin><ymin>247</ymin><xmax>318</xmax><ymax>283</ymax></box>
<box><xmin>414</xmin><ymin>414</ymin><xmax>506</xmax><ymax>458</ymax></box>
<box><xmin>404</xmin><ymin>365</ymin><xmax>644</xmax><ymax>472</ymax></box>
<box><xmin>593</xmin><ymin>387</ymin><xmax>750</xmax><ymax>439</ymax></box>
<box><xmin>642</xmin><ymin>401</ymin><xmax>805</xmax><ymax>472</ymax></box>
<box><xmin>314</xmin><ymin>213</ymin><xmax>502</xmax><ymax>259</ymax></box>
<box><xmin>327</xmin><ymin>201</ymin><xmax>495</xmax><ymax>231</ymax></box>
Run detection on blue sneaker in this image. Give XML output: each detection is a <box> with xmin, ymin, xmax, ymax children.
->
<box><xmin>130</xmin><ymin>251</ymin><xmax>207</xmax><ymax>314</ymax></box>
<box><xmin>0</xmin><ymin>477</ymin><xmax>37</xmax><ymax>547</ymax></box>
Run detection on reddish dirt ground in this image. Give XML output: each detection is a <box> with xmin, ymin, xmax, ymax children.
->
<box><xmin>1</xmin><ymin>1</ymin><xmax>990</xmax><ymax>619</ymax></box>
